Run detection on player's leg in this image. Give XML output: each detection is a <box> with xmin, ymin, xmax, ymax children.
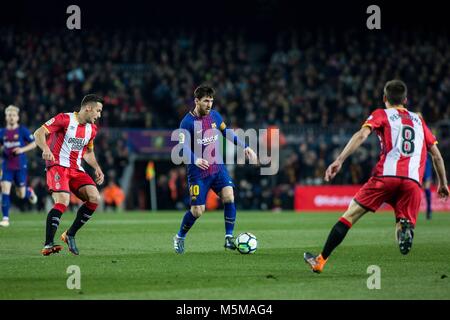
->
<box><xmin>304</xmin><ymin>200</ymin><xmax>369</xmax><ymax>273</ymax></box>
<box><xmin>174</xmin><ymin>205</ymin><xmax>205</xmax><ymax>254</ymax></box>
<box><xmin>42</xmin><ymin>192</ymin><xmax>69</xmax><ymax>256</ymax></box>
<box><xmin>304</xmin><ymin>176</ymin><xmax>390</xmax><ymax>273</ymax></box>
<box><xmin>15</xmin><ymin>169</ymin><xmax>38</xmax><ymax>204</ymax></box>
<box><xmin>212</xmin><ymin>169</ymin><xmax>236</xmax><ymax>250</ymax></box>
<box><xmin>174</xmin><ymin>179</ymin><xmax>208</xmax><ymax>254</ymax></box>
<box><xmin>42</xmin><ymin>166</ymin><xmax>70</xmax><ymax>255</ymax></box>
<box><xmin>0</xmin><ymin>175</ymin><xmax>13</xmax><ymax>227</ymax></box>
<box><xmin>218</xmin><ymin>186</ymin><xmax>237</xmax><ymax>250</ymax></box>
<box><xmin>62</xmin><ymin>182</ymin><xmax>100</xmax><ymax>255</ymax></box>
<box><xmin>67</xmin><ymin>185</ymin><xmax>100</xmax><ymax>236</ymax></box>
<box><xmin>394</xmin><ymin>180</ymin><xmax>422</xmax><ymax>255</ymax></box>
<box><xmin>423</xmin><ymin>180</ymin><xmax>432</xmax><ymax>220</ymax></box>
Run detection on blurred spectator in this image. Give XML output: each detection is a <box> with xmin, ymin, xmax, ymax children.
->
<box><xmin>102</xmin><ymin>180</ymin><xmax>125</xmax><ymax>211</ymax></box>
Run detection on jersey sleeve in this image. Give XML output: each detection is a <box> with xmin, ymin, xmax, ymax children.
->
<box><xmin>213</xmin><ymin>110</ymin><xmax>227</xmax><ymax>131</ymax></box>
<box><xmin>43</xmin><ymin>113</ymin><xmax>68</xmax><ymax>134</ymax></box>
<box><xmin>213</xmin><ymin>110</ymin><xmax>247</xmax><ymax>148</ymax></box>
<box><xmin>20</xmin><ymin>127</ymin><xmax>35</xmax><ymax>143</ymax></box>
<box><xmin>362</xmin><ymin>109</ymin><xmax>385</xmax><ymax>131</ymax></box>
<box><xmin>87</xmin><ymin>126</ymin><xmax>97</xmax><ymax>150</ymax></box>
<box><xmin>421</xmin><ymin>118</ymin><xmax>438</xmax><ymax>148</ymax></box>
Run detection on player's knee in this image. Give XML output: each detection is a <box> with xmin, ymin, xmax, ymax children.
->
<box><xmin>222</xmin><ymin>194</ymin><xmax>234</xmax><ymax>204</ymax></box>
<box><xmin>57</xmin><ymin>199</ymin><xmax>70</xmax><ymax>207</ymax></box>
<box><xmin>16</xmin><ymin>187</ymin><xmax>26</xmax><ymax>199</ymax></box>
<box><xmin>191</xmin><ymin>206</ymin><xmax>205</xmax><ymax>218</ymax></box>
<box><xmin>87</xmin><ymin>192</ymin><xmax>101</xmax><ymax>204</ymax></box>
<box><xmin>52</xmin><ymin>193</ymin><xmax>70</xmax><ymax>207</ymax></box>
<box><xmin>1</xmin><ymin>183</ymin><xmax>10</xmax><ymax>194</ymax></box>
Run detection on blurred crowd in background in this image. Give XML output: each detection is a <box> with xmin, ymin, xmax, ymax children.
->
<box><xmin>1</xmin><ymin>27</ymin><xmax>449</xmax><ymax>211</ymax></box>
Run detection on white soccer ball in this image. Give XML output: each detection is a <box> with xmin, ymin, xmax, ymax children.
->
<box><xmin>235</xmin><ymin>232</ymin><xmax>257</xmax><ymax>254</ymax></box>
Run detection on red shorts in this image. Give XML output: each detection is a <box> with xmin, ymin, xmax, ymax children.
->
<box><xmin>46</xmin><ymin>165</ymin><xmax>96</xmax><ymax>196</ymax></box>
<box><xmin>354</xmin><ymin>176</ymin><xmax>422</xmax><ymax>226</ymax></box>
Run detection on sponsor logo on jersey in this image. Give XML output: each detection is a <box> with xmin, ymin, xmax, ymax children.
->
<box><xmin>4</xmin><ymin>141</ymin><xmax>21</xmax><ymax>148</ymax></box>
<box><xmin>197</xmin><ymin>134</ymin><xmax>219</xmax><ymax>146</ymax></box>
<box><xmin>67</xmin><ymin>137</ymin><xmax>88</xmax><ymax>151</ymax></box>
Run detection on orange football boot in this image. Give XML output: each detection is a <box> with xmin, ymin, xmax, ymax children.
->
<box><xmin>41</xmin><ymin>244</ymin><xmax>63</xmax><ymax>256</ymax></box>
<box><xmin>304</xmin><ymin>252</ymin><xmax>328</xmax><ymax>273</ymax></box>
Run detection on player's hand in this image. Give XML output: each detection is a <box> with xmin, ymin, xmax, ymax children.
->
<box><xmin>12</xmin><ymin>147</ymin><xmax>24</xmax><ymax>155</ymax></box>
<box><xmin>244</xmin><ymin>147</ymin><xmax>258</xmax><ymax>164</ymax></box>
<box><xmin>324</xmin><ymin>160</ymin><xmax>343</xmax><ymax>182</ymax></box>
<box><xmin>195</xmin><ymin>158</ymin><xmax>209</xmax><ymax>170</ymax></box>
<box><xmin>437</xmin><ymin>184</ymin><xmax>449</xmax><ymax>200</ymax></box>
<box><xmin>94</xmin><ymin>167</ymin><xmax>105</xmax><ymax>185</ymax></box>
<box><xmin>42</xmin><ymin>149</ymin><xmax>55</xmax><ymax>161</ymax></box>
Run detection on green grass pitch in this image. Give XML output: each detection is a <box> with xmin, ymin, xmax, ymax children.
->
<box><xmin>0</xmin><ymin>210</ymin><xmax>449</xmax><ymax>299</ymax></box>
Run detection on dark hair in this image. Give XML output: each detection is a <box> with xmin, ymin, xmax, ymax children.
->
<box><xmin>194</xmin><ymin>85</ymin><xmax>215</xmax><ymax>100</ymax></box>
<box><xmin>384</xmin><ymin>80</ymin><xmax>407</xmax><ymax>105</ymax></box>
<box><xmin>81</xmin><ymin>94</ymin><xmax>103</xmax><ymax>107</ymax></box>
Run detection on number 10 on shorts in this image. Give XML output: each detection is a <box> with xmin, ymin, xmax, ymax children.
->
<box><xmin>190</xmin><ymin>185</ymin><xmax>200</xmax><ymax>196</ymax></box>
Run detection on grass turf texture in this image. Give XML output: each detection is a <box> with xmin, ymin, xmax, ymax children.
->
<box><xmin>0</xmin><ymin>211</ymin><xmax>449</xmax><ymax>300</ymax></box>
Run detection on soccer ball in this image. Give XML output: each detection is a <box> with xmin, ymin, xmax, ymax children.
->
<box><xmin>235</xmin><ymin>232</ymin><xmax>257</xmax><ymax>254</ymax></box>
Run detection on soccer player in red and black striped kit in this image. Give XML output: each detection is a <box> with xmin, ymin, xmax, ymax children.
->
<box><xmin>34</xmin><ymin>94</ymin><xmax>105</xmax><ymax>256</ymax></box>
<box><xmin>304</xmin><ymin>80</ymin><xmax>449</xmax><ymax>273</ymax></box>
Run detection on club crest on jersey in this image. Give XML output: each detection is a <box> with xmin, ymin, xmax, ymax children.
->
<box><xmin>54</xmin><ymin>173</ymin><xmax>60</xmax><ymax>182</ymax></box>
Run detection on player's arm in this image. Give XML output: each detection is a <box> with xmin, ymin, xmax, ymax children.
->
<box><xmin>33</xmin><ymin>126</ymin><xmax>54</xmax><ymax>161</ymax></box>
<box><xmin>428</xmin><ymin>144</ymin><xmax>449</xmax><ymax>200</ymax></box>
<box><xmin>13</xmin><ymin>128</ymin><xmax>37</xmax><ymax>155</ymax></box>
<box><xmin>325</xmin><ymin>126</ymin><xmax>371</xmax><ymax>182</ymax></box>
<box><xmin>13</xmin><ymin>141</ymin><xmax>36</xmax><ymax>154</ymax></box>
<box><xmin>179</xmin><ymin>120</ymin><xmax>209</xmax><ymax>170</ymax></box>
<box><xmin>83</xmin><ymin>147</ymin><xmax>104</xmax><ymax>185</ymax></box>
<box><xmin>216</xmin><ymin>112</ymin><xmax>257</xmax><ymax>163</ymax></box>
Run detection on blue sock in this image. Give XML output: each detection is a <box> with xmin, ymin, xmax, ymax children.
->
<box><xmin>224</xmin><ymin>202</ymin><xmax>236</xmax><ymax>236</ymax></box>
<box><xmin>177</xmin><ymin>211</ymin><xmax>197</xmax><ymax>238</ymax></box>
<box><xmin>425</xmin><ymin>189</ymin><xmax>432</xmax><ymax>216</ymax></box>
<box><xmin>25</xmin><ymin>187</ymin><xmax>32</xmax><ymax>200</ymax></box>
<box><xmin>2</xmin><ymin>194</ymin><xmax>11</xmax><ymax>219</ymax></box>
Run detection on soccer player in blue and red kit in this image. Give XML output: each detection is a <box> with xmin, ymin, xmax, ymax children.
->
<box><xmin>173</xmin><ymin>85</ymin><xmax>257</xmax><ymax>253</ymax></box>
<box><xmin>0</xmin><ymin>105</ymin><xmax>38</xmax><ymax>227</ymax></box>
